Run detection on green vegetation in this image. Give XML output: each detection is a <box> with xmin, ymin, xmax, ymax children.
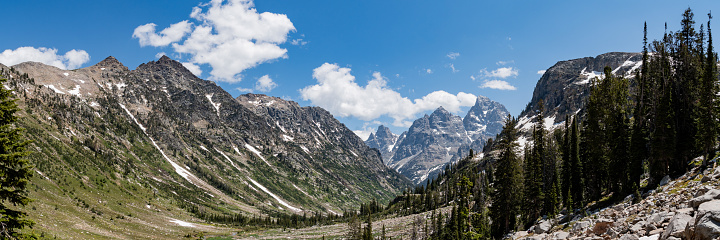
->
<box><xmin>0</xmin><ymin>76</ymin><xmax>34</xmax><ymax>239</ymax></box>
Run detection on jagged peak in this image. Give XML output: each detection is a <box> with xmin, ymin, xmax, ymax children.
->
<box><xmin>137</xmin><ymin>55</ymin><xmax>190</xmax><ymax>73</ymax></box>
<box><xmin>93</xmin><ymin>56</ymin><xmax>128</xmax><ymax>71</ymax></box>
<box><xmin>431</xmin><ymin>106</ymin><xmax>450</xmax><ymax>116</ymax></box>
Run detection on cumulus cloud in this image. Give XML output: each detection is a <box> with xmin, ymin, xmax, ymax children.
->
<box><xmin>480</xmin><ymin>80</ymin><xmax>516</xmax><ymax>90</ymax></box>
<box><xmin>482</xmin><ymin>67</ymin><xmax>518</xmax><ymax>79</ymax></box>
<box><xmin>254</xmin><ymin>75</ymin><xmax>277</xmax><ymax>92</ymax></box>
<box><xmin>300</xmin><ymin>63</ymin><xmax>476</xmax><ymax>127</ymax></box>
<box><xmin>425</xmin><ymin>68</ymin><xmax>433</xmax><ymax>74</ymax></box>
<box><xmin>133</xmin><ymin>0</ymin><xmax>295</xmax><ymax>83</ymax></box>
<box><xmin>133</xmin><ymin>21</ymin><xmax>192</xmax><ymax>47</ymax></box>
<box><xmin>237</xmin><ymin>87</ymin><xmax>253</xmax><ymax>93</ymax></box>
<box><xmin>537</xmin><ymin>70</ymin><xmax>546</xmax><ymax>75</ymax></box>
<box><xmin>0</xmin><ymin>47</ymin><xmax>90</xmax><ymax>70</ymax></box>
<box><xmin>447</xmin><ymin>52</ymin><xmax>460</xmax><ymax>59</ymax></box>
<box><xmin>181</xmin><ymin>62</ymin><xmax>203</xmax><ymax>76</ymax></box>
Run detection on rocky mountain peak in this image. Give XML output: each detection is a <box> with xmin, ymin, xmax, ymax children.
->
<box><xmin>365</xmin><ymin>125</ymin><xmax>399</xmax><ymax>164</ymax></box>
<box><xmin>136</xmin><ymin>55</ymin><xmax>195</xmax><ymax>78</ymax></box>
<box><xmin>463</xmin><ymin>95</ymin><xmax>509</xmax><ymax>141</ymax></box>
<box><xmin>93</xmin><ymin>56</ymin><xmax>128</xmax><ymax>71</ymax></box>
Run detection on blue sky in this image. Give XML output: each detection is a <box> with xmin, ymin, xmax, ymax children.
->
<box><xmin>1</xmin><ymin>0</ymin><xmax>718</xmax><ymax>139</ymax></box>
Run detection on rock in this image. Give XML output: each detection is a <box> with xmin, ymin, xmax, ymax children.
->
<box><xmin>694</xmin><ymin>200</ymin><xmax>720</xmax><ymax>240</ymax></box>
<box><xmin>533</xmin><ymin>219</ymin><xmax>553</xmax><ymax>234</ymax></box>
<box><xmin>592</xmin><ymin>218</ymin><xmax>613</xmax><ymax>235</ymax></box>
<box><xmin>573</xmin><ymin>221</ymin><xmax>591</xmax><ymax>232</ymax></box>
<box><xmin>665</xmin><ymin>237</ymin><xmax>680</xmax><ymax>240</ymax></box>
<box><xmin>524</xmin><ymin>233</ymin><xmax>546</xmax><ymax>240</ymax></box>
<box><xmin>648</xmin><ymin>228</ymin><xmax>664</xmax><ymax>236</ymax></box>
<box><xmin>648</xmin><ymin>212</ymin><xmax>668</xmax><ymax>226</ymax></box>
<box><xmin>552</xmin><ymin>231</ymin><xmax>570</xmax><ymax>240</ymax></box>
<box><xmin>620</xmin><ymin>234</ymin><xmax>640</xmax><ymax>240</ymax></box>
<box><xmin>661</xmin><ymin>212</ymin><xmax>692</xmax><ymax>239</ymax></box>
<box><xmin>631</xmin><ymin>221</ymin><xmax>646</xmax><ymax>234</ymax></box>
<box><xmin>639</xmin><ymin>234</ymin><xmax>660</xmax><ymax>240</ymax></box>
<box><xmin>701</xmin><ymin>174</ymin><xmax>712</xmax><ymax>183</ymax></box>
<box><xmin>660</xmin><ymin>175</ymin><xmax>671</xmax><ymax>186</ymax></box>
<box><xmin>512</xmin><ymin>230</ymin><xmax>529</xmax><ymax>239</ymax></box>
<box><xmin>690</xmin><ymin>189</ymin><xmax>720</xmax><ymax>208</ymax></box>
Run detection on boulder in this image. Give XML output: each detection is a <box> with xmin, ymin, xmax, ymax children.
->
<box><xmin>690</xmin><ymin>189</ymin><xmax>720</xmax><ymax>208</ymax></box>
<box><xmin>534</xmin><ymin>219</ymin><xmax>553</xmax><ymax>234</ymax></box>
<box><xmin>630</xmin><ymin>221</ymin><xmax>646</xmax><ymax>234</ymax></box>
<box><xmin>620</xmin><ymin>234</ymin><xmax>640</xmax><ymax>240</ymax></box>
<box><xmin>660</xmin><ymin>212</ymin><xmax>692</xmax><ymax>240</ymax></box>
<box><xmin>660</xmin><ymin>175</ymin><xmax>671</xmax><ymax>186</ymax></box>
<box><xmin>512</xmin><ymin>230</ymin><xmax>528</xmax><ymax>239</ymax></box>
<box><xmin>592</xmin><ymin>218</ymin><xmax>613</xmax><ymax>235</ymax></box>
<box><xmin>573</xmin><ymin>220</ymin><xmax>591</xmax><ymax>232</ymax></box>
<box><xmin>694</xmin><ymin>200</ymin><xmax>720</xmax><ymax>240</ymax></box>
<box><xmin>552</xmin><ymin>231</ymin><xmax>569</xmax><ymax>240</ymax></box>
<box><xmin>639</xmin><ymin>234</ymin><xmax>660</xmax><ymax>240</ymax></box>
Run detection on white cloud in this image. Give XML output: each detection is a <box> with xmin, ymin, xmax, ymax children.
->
<box><xmin>496</xmin><ymin>60</ymin><xmax>514</xmax><ymax>66</ymax></box>
<box><xmin>300</xmin><ymin>63</ymin><xmax>476</xmax><ymax>127</ymax></box>
<box><xmin>480</xmin><ymin>80</ymin><xmax>516</xmax><ymax>90</ymax></box>
<box><xmin>0</xmin><ymin>47</ymin><xmax>90</xmax><ymax>70</ymax></box>
<box><xmin>449</xmin><ymin>64</ymin><xmax>458</xmax><ymax>73</ymax></box>
<box><xmin>134</xmin><ymin>0</ymin><xmax>295</xmax><ymax>83</ymax></box>
<box><xmin>481</xmin><ymin>67</ymin><xmax>518</xmax><ymax>79</ymax></box>
<box><xmin>133</xmin><ymin>21</ymin><xmax>192</xmax><ymax>47</ymax></box>
<box><xmin>237</xmin><ymin>87</ymin><xmax>253</xmax><ymax>93</ymax></box>
<box><xmin>425</xmin><ymin>68</ymin><xmax>433</xmax><ymax>74</ymax></box>
<box><xmin>155</xmin><ymin>52</ymin><xmax>168</xmax><ymax>59</ymax></box>
<box><xmin>291</xmin><ymin>38</ymin><xmax>308</xmax><ymax>46</ymax></box>
<box><xmin>181</xmin><ymin>62</ymin><xmax>202</xmax><ymax>76</ymax></box>
<box><xmin>537</xmin><ymin>70</ymin><xmax>546</xmax><ymax>75</ymax></box>
<box><xmin>447</xmin><ymin>52</ymin><xmax>460</xmax><ymax>59</ymax></box>
<box><xmin>254</xmin><ymin>75</ymin><xmax>277</xmax><ymax>92</ymax></box>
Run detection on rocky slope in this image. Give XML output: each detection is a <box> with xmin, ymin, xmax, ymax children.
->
<box><xmin>2</xmin><ymin>56</ymin><xmax>411</xmax><ymax>238</ymax></box>
<box><xmin>368</xmin><ymin>96</ymin><xmax>508</xmax><ymax>185</ymax></box>
<box><xmin>513</xmin><ymin>162</ymin><xmax>720</xmax><ymax>240</ymax></box>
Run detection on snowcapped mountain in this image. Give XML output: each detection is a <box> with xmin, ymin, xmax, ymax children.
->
<box><xmin>365</xmin><ymin>125</ymin><xmax>399</xmax><ymax>164</ymax></box>
<box><xmin>367</xmin><ymin>96</ymin><xmax>509</xmax><ymax>185</ymax></box>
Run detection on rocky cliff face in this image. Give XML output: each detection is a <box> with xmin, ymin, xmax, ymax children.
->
<box><xmin>3</xmin><ymin>56</ymin><xmax>411</xmax><ymax>238</ymax></box>
<box><xmin>516</xmin><ymin>52</ymin><xmax>642</xmax><ymax>142</ymax></box>
<box><xmin>365</xmin><ymin>125</ymin><xmax>398</xmax><ymax>164</ymax></box>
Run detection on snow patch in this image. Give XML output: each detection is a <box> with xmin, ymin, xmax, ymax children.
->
<box><xmin>300</xmin><ymin>145</ymin><xmax>310</xmax><ymax>154</ymax></box>
<box><xmin>100</xmin><ymin>68</ymin><xmax>105</xmax><ymax>70</ymax></box>
<box><xmin>205</xmin><ymin>93</ymin><xmax>221</xmax><ymax>117</ymax></box>
<box><xmin>63</xmin><ymin>72</ymin><xmax>69</xmax><ymax>76</ymax></box>
<box><xmin>169</xmin><ymin>219</ymin><xmax>197</xmax><ymax>228</ymax></box>
<box><xmin>247</xmin><ymin>177</ymin><xmax>302</xmax><ymax>212</ymax></box>
<box><xmin>46</xmin><ymin>85</ymin><xmax>65</xmax><ymax>94</ymax></box>
<box><xmin>578</xmin><ymin>67</ymin><xmax>604</xmax><ymax>85</ymax></box>
<box><xmin>275</xmin><ymin>121</ymin><xmax>286</xmax><ymax>133</ymax></box>
<box><xmin>282</xmin><ymin>134</ymin><xmax>294</xmax><ymax>142</ymax></box>
<box><xmin>543</xmin><ymin>115</ymin><xmax>556</xmax><ymax>130</ymax></box>
<box><xmin>245</xmin><ymin>144</ymin><xmax>271</xmax><ymax>167</ymax></box>
<box><xmin>68</xmin><ymin>85</ymin><xmax>81</xmax><ymax>96</ymax></box>
<box><xmin>199</xmin><ymin>146</ymin><xmax>208</xmax><ymax>152</ymax></box>
<box><xmin>215</xmin><ymin>148</ymin><xmax>242</xmax><ymax>171</ymax></box>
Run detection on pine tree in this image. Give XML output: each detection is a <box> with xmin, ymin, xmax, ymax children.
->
<box><xmin>523</xmin><ymin>100</ymin><xmax>545</xmax><ymax>225</ymax></box>
<box><xmin>628</xmin><ymin>22</ymin><xmax>650</xmax><ymax>198</ymax></box>
<box><xmin>490</xmin><ymin>115</ymin><xmax>522</xmax><ymax>238</ymax></box>
<box><xmin>569</xmin><ymin>117</ymin><xmax>583</xmax><ymax>209</ymax></box>
<box><xmin>561</xmin><ymin>116</ymin><xmax>572</xmax><ymax>208</ymax></box>
<box><xmin>0</xmin><ymin>77</ymin><xmax>34</xmax><ymax>238</ymax></box>
<box><xmin>697</xmin><ymin>12</ymin><xmax>718</xmax><ymax>167</ymax></box>
<box><xmin>608</xmin><ymin>71</ymin><xmax>631</xmax><ymax>196</ymax></box>
<box><xmin>648</xmin><ymin>30</ymin><xmax>676</xmax><ymax>188</ymax></box>
<box><xmin>672</xmin><ymin>8</ymin><xmax>700</xmax><ymax>176</ymax></box>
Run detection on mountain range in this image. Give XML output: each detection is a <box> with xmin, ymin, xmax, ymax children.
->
<box><xmin>366</xmin><ymin>95</ymin><xmax>509</xmax><ymax>184</ymax></box>
<box><xmin>2</xmin><ymin>55</ymin><xmax>411</xmax><ymax>238</ymax></box>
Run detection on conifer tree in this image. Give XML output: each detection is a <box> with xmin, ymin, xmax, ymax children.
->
<box><xmin>523</xmin><ymin>100</ymin><xmax>545</xmax><ymax>225</ymax></box>
<box><xmin>490</xmin><ymin>115</ymin><xmax>522</xmax><ymax>239</ymax></box>
<box><xmin>0</xmin><ymin>77</ymin><xmax>34</xmax><ymax>238</ymax></box>
<box><xmin>561</xmin><ymin>116</ymin><xmax>572</xmax><ymax>208</ymax></box>
<box><xmin>697</xmin><ymin>12</ymin><xmax>718</xmax><ymax>167</ymax></box>
<box><xmin>569</xmin><ymin>117</ymin><xmax>583</xmax><ymax>209</ymax></box>
<box><xmin>629</xmin><ymin>22</ymin><xmax>650</xmax><ymax>197</ymax></box>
